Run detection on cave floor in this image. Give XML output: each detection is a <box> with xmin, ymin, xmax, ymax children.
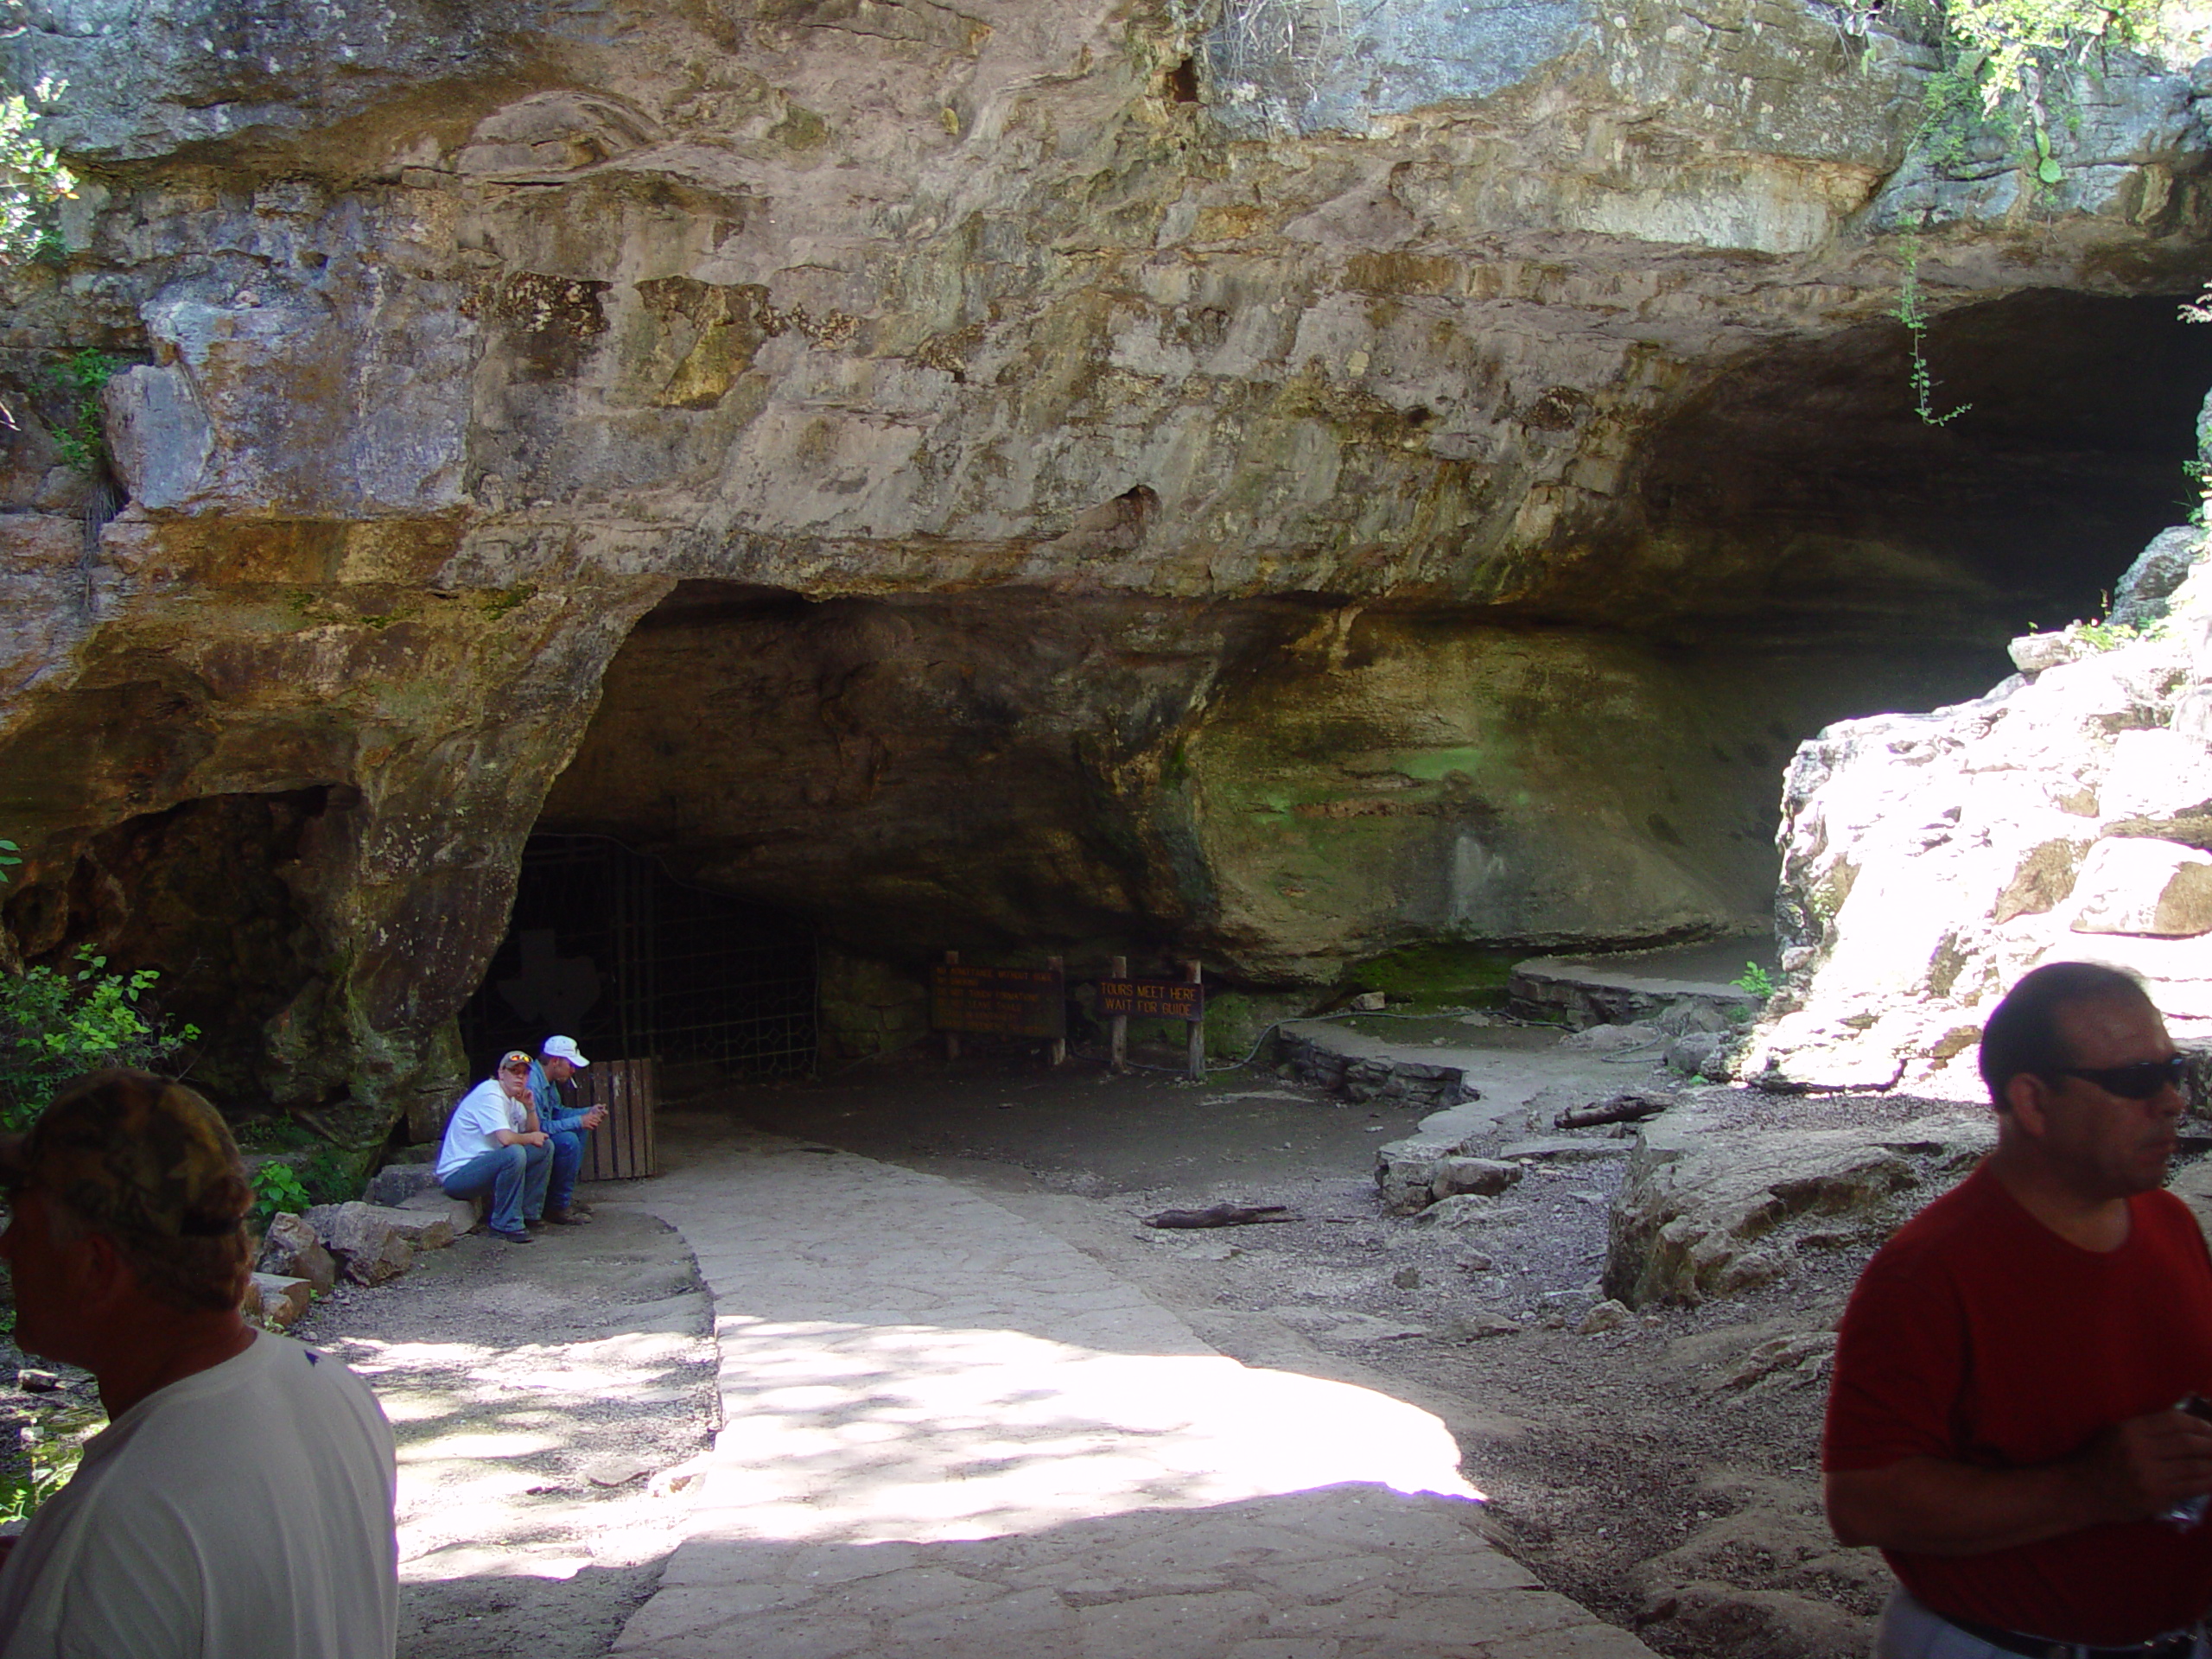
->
<box><xmin>612</xmin><ymin>1108</ymin><xmax>1643</xmax><ymax>1658</ymax></box>
<box><xmin>701</xmin><ymin>1044</ymin><xmax>1904</xmax><ymax>1659</ymax></box>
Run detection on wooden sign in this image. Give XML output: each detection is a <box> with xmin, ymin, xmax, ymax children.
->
<box><xmin>1097</xmin><ymin>979</ymin><xmax>1205</xmax><ymax>1021</ymax></box>
<box><xmin>931</xmin><ymin>963</ymin><xmax>1066</xmax><ymax>1038</ymax></box>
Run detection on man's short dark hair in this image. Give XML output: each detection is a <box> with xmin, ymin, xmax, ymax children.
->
<box><xmin>1979</xmin><ymin>962</ymin><xmax>2154</xmax><ymax>1106</ymax></box>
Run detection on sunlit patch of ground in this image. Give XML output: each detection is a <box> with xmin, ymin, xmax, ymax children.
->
<box><xmin>290</xmin><ymin>1198</ymin><xmax>720</xmax><ymax>1659</ymax></box>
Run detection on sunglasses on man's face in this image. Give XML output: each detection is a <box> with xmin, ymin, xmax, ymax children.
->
<box><xmin>2050</xmin><ymin>1055</ymin><xmax>2191</xmax><ymax>1099</ymax></box>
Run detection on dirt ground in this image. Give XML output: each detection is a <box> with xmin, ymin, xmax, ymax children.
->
<box><xmin>292</xmin><ymin>1199</ymin><xmax>720</xmax><ymax>1659</ymax></box>
<box><xmin>721</xmin><ymin>1039</ymin><xmax>1968</xmax><ymax>1659</ymax></box>
<box><xmin>0</xmin><ymin>1031</ymin><xmax>2056</xmax><ymax>1658</ymax></box>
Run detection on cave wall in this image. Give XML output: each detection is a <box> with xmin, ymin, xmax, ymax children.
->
<box><xmin>543</xmin><ymin>584</ymin><xmax>2006</xmax><ymax>981</ymax></box>
<box><xmin>0</xmin><ymin>0</ymin><xmax>2206</xmax><ymax>1130</ymax></box>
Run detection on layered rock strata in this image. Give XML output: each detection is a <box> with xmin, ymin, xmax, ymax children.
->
<box><xmin>0</xmin><ymin>0</ymin><xmax>2209</xmax><ymax>1131</ymax></box>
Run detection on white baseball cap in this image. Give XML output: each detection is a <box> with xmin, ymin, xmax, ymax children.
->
<box><xmin>542</xmin><ymin>1035</ymin><xmax>590</xmax><ymax>1067</ymax></box>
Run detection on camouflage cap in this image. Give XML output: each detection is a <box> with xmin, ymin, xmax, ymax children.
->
<box><xmin>0</xmin><ymin>1070</ymin><xmax>251</xmax><ymax>1240</ymax></box>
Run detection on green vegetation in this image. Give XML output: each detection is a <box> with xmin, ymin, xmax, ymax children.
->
<box><xmin>1730</xmin><ymin>962</ymin><xmax>1777</xmax><ymax>998</ymax></box>
<box><xmin>1347</xmin><ymin>943</ymin><xmax>1520</xmax><ymax>1010</ymax></box>
<box><xmin>1896</xmin><ymin>235</ymin><xmax>1970</xmax><ymax>429</ymax></box>
<box><xmin>0</xmin><ymin>948</ymin><xmax>202</xmax><ymax>1129</ymax></box>
<box><xmin>251</xmin><ymin>1160</ymin><xmax>312</xmax><ymax>1224</ymax></box>
<box><xmin>0</xmin><ymin>80</ymin><xmax>73</xmax><ymax>269</ymax></box>
<box><xmin>45</xmin><ymin>348</ymin><xmax>116</xmax><ymax>473</ymax></box>
<box><xmin>1907</xmin><ymin>0</ymin><xmax>2197</xmax><ymax>183</ymax></box>
<box><xmin>0</xmin><ymin>1451</ymin><xmax>71</xmax><ymax>1525</ymax></box>
<box><xmin>480</xmin><ymin>583</ymin><xmax>538</xmax><ymax>621</ymax></box>
<box><xmin>2069</xmin><ymin>615</ymin><xmax>2165</xmax><ymax>652</ymax></box>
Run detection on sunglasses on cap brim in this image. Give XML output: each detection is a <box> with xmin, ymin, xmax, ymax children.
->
<box><xmin>2050</xmin><ymin>1056</ymin><xmax>2191</xmax><ymax>1099</ymax></box>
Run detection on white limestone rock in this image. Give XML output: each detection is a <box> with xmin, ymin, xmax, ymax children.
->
<box><xmin>2069</xmin><ymin>838</ymin><xmax>2212</xmax><ymax>938</ymax></box>
<box><xmin>1747</xmin><ymin>520</ymin><xmax>2212</xmax><ymax>1095</ymax></box>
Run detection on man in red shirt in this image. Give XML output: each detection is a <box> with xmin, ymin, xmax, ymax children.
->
<box><xmin>1824</xmin><ymin>961</ymin><xmax>2212</xmax><ymax>1655</ymax></box>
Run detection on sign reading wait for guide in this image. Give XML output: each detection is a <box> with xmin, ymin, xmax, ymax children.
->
<box><xmin>1096</xmin><ymin>979</ymin><xmax>1205</xmax><ymax>1021</ymax></box>
<box><xmin>930</xmin><ymin>960</ymin><xmax>1067</xmax><ymax>1038</ymax></box>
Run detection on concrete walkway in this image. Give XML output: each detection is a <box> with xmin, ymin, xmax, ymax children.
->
<box><xmin>617</xmin><ymin>1111</ymin><xmax>1656</xmax><ymax>1659</ymax></box>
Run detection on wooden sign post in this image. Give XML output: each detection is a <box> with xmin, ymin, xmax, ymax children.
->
<box><xmin>1186</xmin><ymin>961</ymin><xmax>1205</xmax><ymax>1083</ymax></box>
<box><xmin>1109</xmin><ymin>955</ymin><xmax>1128</xmax><ymax>1073</ymax></box>
<box><xmin>1046</xmin><ymin>956</ymin><xmax>1066</xmax><ymax>1067</ymax></box>
<box><xmin>1096</xmin><ymin>964</ymin><xmax>1208</xmax><ymax>1082</ymax></box>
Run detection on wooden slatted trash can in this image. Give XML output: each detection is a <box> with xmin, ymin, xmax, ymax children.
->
<box><xmin>575</xmin><ymin>1057</ymin><xmax>658</xmax><ymax>1181</ymax></box>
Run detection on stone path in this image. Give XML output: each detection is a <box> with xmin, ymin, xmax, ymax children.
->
<box><xmin>615</xmin><ymin>1112</ymin><xmax>1656</xmax><ymax>1658</ymax></box>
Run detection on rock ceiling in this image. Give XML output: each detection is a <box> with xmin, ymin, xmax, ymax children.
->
<box><xmin>0</xmin><ymin>0</ymin><xmax>2207</xmax><ymax>1131</ymax></box>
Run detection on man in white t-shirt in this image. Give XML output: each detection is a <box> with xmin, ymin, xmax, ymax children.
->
<box><xmin>435</xmin><ymin>1051</ymin><xmax>552</xmax><ymax>1243</ymax></box>
<box><xmin>0</xmin><ymin>1069</ymin><xmax>398</xmax><ymax>1659</ymax></box>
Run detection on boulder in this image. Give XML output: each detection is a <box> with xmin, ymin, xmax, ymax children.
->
<box><xmin>2007</xmin><ymin>631</ymin><xmax>2088</xmax><ymax>675</ymax></box>
<box><xmin>1667</xmin><ymin>1032</ymin><xmax>1727</xmax><ymax>1078</ymax></box>
<box><xmin>2110</xmin><ymin>526</ymin><xmax>2206</xmax><ymax>628</ymax></box>
<box><xmin>245</xmin><ymin>1272</ymin><xmax>314</xmax><ymax>1329</ymax></box>
<box><xmin>1577</xmin><ymin>1298</ymin><xmax>1631</xmax><ymax>1335</ymax></box>
<box><xmin>363</xmin><ymin>1163</ymin><xmax>444</xmax><ymax>1207</ymax></box>
<box><xmin>400</xmin><ymin>1188</ymin><xmax>481</xmax><ymax>1234</ymax></box>
<box><xmin>255</xmin><ymin>1212</ymin><xmax>337</xmax><ymax>1296</ymax></box>
<box><xmin>1433</xmin><ymin>1307</ymin><xmax>1522</xmax><ymax>1341</ymax></box>
<box><xmin>1604</xmin><ymin>1119</ymin><xmax>1966</xmax><ymax>1306</ymax></box>
<box><xmin>1560</xmin><ymin>1023</ymin><xmax>1662</xmax><ymax>1053</ymax></box>
<box><xmin>1375</xmin><ymin>1140</ymin><xmax>1455</xmax><ymax>1214</ymax></box>
<box><xmin>1708</xmin><ymin>1331</ymin><xmax>1837</xmax><ymax>1393</ymax></box>
<box><xmin>2068</xmin><ymin>838</ymin><xmax>2212</xmax><ymax>938</ymax></box>
<box><xmin>303</xmin><ymin>1202</ymin><xmax>417</xmax><ymax>1286</ymax></box>
<box><xmin>1431</xmin><ymin>1156</ymin><xmax>1522</xmax><ymax>1200</ymax></box>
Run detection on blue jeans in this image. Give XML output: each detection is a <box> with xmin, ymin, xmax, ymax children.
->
<box><xmin>439</xmin><ymin>1142</ymin><xmax>550</xmax><ymax>1234</ymax></box>
<box><xmin>546</xmin><ymin>1128</ymin><xmax>588</xmax><ymax>1214</ymax></box>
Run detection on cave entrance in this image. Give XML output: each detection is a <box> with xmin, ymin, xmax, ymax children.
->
<box><xmin>458</xmin><ymin>834</ymin><xmax>817</xmax><ymax>1084</ymax></box>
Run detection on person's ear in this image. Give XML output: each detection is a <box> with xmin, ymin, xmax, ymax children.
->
<box><xmin>2005</xmin><ymin>1071</ymin><xmax>2052</xmax><ymax>1137</ymax></box>
<box><xmin>74</xmin><ymin>1229</ymin><xmax>134</xmax><ymax>1305</ymax></box>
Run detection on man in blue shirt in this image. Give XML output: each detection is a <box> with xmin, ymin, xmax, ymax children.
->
<box><xmin>523</xmin><ymin>1036</ymin><xmax>606</xmax><ymax>1226</ymax></box>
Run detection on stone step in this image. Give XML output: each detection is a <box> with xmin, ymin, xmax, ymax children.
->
<box><xmin>1508</xmin><ymin>942</ymin><xmax>1772</xmax><ymax>1030</ymax></box>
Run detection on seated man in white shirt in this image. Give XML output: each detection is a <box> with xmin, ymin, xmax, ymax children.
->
<box><xmin>0</xmin><ymin>1069</ymin><xmax>399</xmax><ymax>1659</ymax></box>
<box><xmin>435</xmin><ymin>1052</ymin><xmax>551</xmax><ymax>1244</ymax></box>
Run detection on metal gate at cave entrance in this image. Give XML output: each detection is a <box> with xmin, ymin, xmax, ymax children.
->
<box><xmin>459</xmin><ymin>835</ymin><xmax>817</xmax><ymax>1085</ymax></box>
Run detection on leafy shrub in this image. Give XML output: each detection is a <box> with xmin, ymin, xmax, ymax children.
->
<box><xmin>0</xmin><ymin>948</ymin><xmax>201</xmax><ymax>1131</ymax></box>
<box><xmin>251</xmin><ymin>1161</ymin><xmax>312</xmax><ymax>1225</ymax></box>
<box><xmin>44</xmin><ymin>349</ymin><xmax>115</xmax><ymax>473</ymax></box>
<box><xmin>1731</xmin><ymin>962</ymin><xmax>1777</xmax><ymax>998</ymax></box>
<box><xmin>0</xmin><ymin>81</ymin><xmax>73</xmax><ymax>269</ymax></box>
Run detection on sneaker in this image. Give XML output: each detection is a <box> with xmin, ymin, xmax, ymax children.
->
<box><xmin>543</xmin><ymin>1208</ymin><xmax>589</xmax><ymax>1226</ymax></box>
<box><xmin>524</xmin><ymin>1217</ymin><xmax>546</xmax><ymax>1232</ymax></box>
<box><xmin>491</xmin><ymin>1227</ymin><xmax>535</xmax><ymax>1245</ymax></box>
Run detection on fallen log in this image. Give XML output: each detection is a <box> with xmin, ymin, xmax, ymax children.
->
<box><xmin>1144</xmin><ymin>1203</ymin><xmax>1295</xmax><ymax>1229</ymax></box>
<box><xmin>1553</xmin><ymin>1092</ymin><xmax>1672</xmax><ymax>1130</ymax></box>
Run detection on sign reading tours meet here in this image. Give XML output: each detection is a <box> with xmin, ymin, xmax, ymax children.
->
<box><xmin>928</xmin><ymin>957</ymin><xmax>1207</xmax><ymax>1078</ymax></box>
<box><xmin>1095</xmin><ymin>979</ymin><xmax>1205</xmax><ymax>1021</ymax></box>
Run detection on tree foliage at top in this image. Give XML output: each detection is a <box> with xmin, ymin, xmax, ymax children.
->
<box><xmin>0</xmin><ymin>80</ymin><xmax>73</xmax><ymax>269</ymax></box>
